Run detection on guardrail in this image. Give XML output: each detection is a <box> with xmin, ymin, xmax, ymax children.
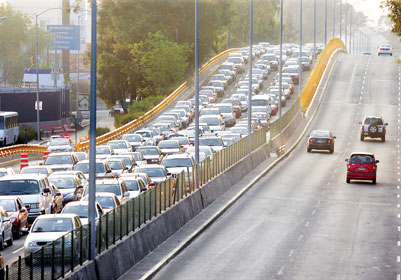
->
<box><xmin>76</xmin><ymin>48</ymin><xmax>240</xmax><ymax>152</ymax></box>
<box><xmin>4</xmin><ymin>127</ymin><xmax>267</xmax><ymax>280</ymax></box>
<box><xmin>0</xmin><ymin>144</ymin><xmax>46</xmax><ymax>159</ymax></box>
<box><xmin>270</xmin><ymin>97</ymin><xmax>301</xmax><ymax>139</ymax></box>
<box><xmin>301</xmin><ymin>38</ymin><xmax>346</xmax><ymax>113</ymax></box>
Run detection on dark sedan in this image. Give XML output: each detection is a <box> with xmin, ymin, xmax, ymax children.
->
<box><xmin>307</xmin><ymin>130</ymin><xmax>336</xmax><ymax>153</ymax></box>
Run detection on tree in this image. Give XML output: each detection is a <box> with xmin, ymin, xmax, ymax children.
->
<box><xmin>381</xmin><ymin>0</ymin><xmax>401</xmax><ymax>37</ymax></box>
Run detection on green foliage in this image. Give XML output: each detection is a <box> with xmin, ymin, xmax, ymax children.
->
<box><xmin>17</xmin><ymin>125</ymin><xmax>36</xmax><ymax>144</ymax></box>
<box><xmin>114</xmin><ymin>95</ymin><xmax>164</xmax><ymax>128</ymax></box>
<box><xmin>96</xmin><ymin>127</ymin><xmax>111</xmax><ymax>137</ymax></box>
<box><xmin>95</xmin><ymin>0</ymin><xmax>280</xmax><ymax>108</ymax></box>
<box><xmin>382</xmin><ymin>0</ymin><xmax>401</xmax><ymax>37</ymax></box>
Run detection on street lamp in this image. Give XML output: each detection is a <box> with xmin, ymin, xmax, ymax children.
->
<box><xmin>248</xmin><ymin>0</ymin><xmax>253</xmax><ymax>152</ymax></box>
<box><xmin>35</xmin><ymin>8</ymin><xmax>64</xmax><ymax>140</ymax></box>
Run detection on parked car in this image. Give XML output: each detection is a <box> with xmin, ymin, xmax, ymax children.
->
<box><xmin>345</xmin><ymin>153</ymin><xmax>379</xmax><ymax>184</ymax></box>
<box><xmin>360</xmin><ymin>116</ymin><xmax>388</xmax><ymax>142</ymax></box>
<box><xmin>307</xmin><ymin>130</ymin><xmax>336</xmax><ymax>153</ymax></box>
<box><xmin>0</xmin><ymin>196</ymin><xmax>28</xmax><ymax>239</ymax></box>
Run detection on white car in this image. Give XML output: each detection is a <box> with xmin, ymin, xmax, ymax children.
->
<box><xmin>61</xmin><ymin>201</ymin><xmax>104</xmax><ymax>225</ymax></box>
<box><xmin>24</xmin><ymin>214</ymin><xmax>82</xmax><ymax>258</ymax></box>
<box><xmin>47</xmin><ymin>137</ymin><xmax>74</xmax><ymax>153</ymax></box>
<box><xmin>378</xmin><ymin>44</ymin><xmax>392</xmax><ymax>56</ymax></box>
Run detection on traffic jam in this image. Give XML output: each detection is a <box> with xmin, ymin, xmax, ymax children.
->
<box><xmin>0</xmin><ymin>41</ymin><xmax>319</xmax><ymax>260</ymax></box>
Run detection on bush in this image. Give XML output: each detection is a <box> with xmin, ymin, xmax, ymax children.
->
<box><xmin>114</xmin><ymin>95</ymin><xmax>165</xmax><ymax>128</ymax></box>
<box><xmin>18</xmin><ymin>125</ymin><xmax>36</xmax><ymax>144</ymax></box>
<box><xmin>96</xmin><ymin>127</ymin><xmax>110</xmax><ymax>137</ymax></box>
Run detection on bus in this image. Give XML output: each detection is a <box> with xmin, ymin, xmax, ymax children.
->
<box><xmin>0</xmin><ymin>112</ymin><xmax>19</xmax><ymax>146</ymax></box>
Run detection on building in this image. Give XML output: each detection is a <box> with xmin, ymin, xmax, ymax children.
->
<box><xmin>23</xmin><ymin>69</ymin><xmax>65</xmax><ymax>88</ymax></box>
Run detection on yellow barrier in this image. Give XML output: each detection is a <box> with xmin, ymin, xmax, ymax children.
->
<box><xmin>0</xmin><ymin>144</ymin><xmax>47</xmax><ymax>159</ymax></box>
<box><xmin>301</xmin><ymin>38</ymin><xmax>346</xmax><ymax>113</ymax></box>
<box><xmin>76</xmin><ymin>48</ymin><xmax>241</xmax><ymax>152</ymax></box>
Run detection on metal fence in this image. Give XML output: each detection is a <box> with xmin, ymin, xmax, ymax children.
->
<box><xmin>5</xmin><ymin>127</ymin><xmax>267</xmax><ymax>280</ymax></box>
<box><xmin>270</xmin><ymin>97</ymin><xmax>301</xmax><ymax>139</ymax></box>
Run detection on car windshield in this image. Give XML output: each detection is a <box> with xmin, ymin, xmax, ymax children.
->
<box><xmin>62</xmin><ymin>205</ymin><xmax>88</xmax><ymax>218</ymax></box>
<box><xmin>252</xmin><ymin>100</ymin><xmax>269</xmax><ymax>106</ymax></box>
<box><xmin>0</xmin><ymin>180</ymin><xmax>39</xmax><ymax>195</ymax></box>
<box><xmin>32</xmin><ymin>218</ymin><xmax>73</xmax><ymax>232</ymax></box>
<box><xmin>230</xmin><ymin>128</ymin><xmax>247</xmax><ymax>134</ymax></box>
<box><xmin>75</xmin><ymin>153</ymin><xmax>87</xmax><ymax>161</ymax></box>
<box><xmin>132</xmin><ymin>153</ymin><xmax>143</xmax><ymax>161</ymax></box>
<box><xmin>199</xmin><ymin>138</ymin><xmax>222</xmax><ymax>146</ymax></box>
<box><xmin>45</xmin><ymin>155</ymin><xmax>73</xmax><ymax>165</ymax></box>
<box><xmin>171</xmin><ymin>137</ymin><xmax>189</xmax><ymax>145</ymax></box>
<box><xmin>95</xmin><ymin>197</ymin><xmax>115</xmax><ymax>209</ymax></box>
<box><xmin>0</xmin><ymin>199</ymin><xmax>16</xmax><ymax>212</ymax></box>
<box><xmin>217</xmin><ymin>106</ymin><xmax>232</xmax><ymax>113</ymax></box>
<box><xmin>349</xmin><ymin>155</ymin><xmax>375</xmax><ymax>164</ymax></box>
<box><xmin>20</xmin><ymin>168</ymin><xmax>49</xmax><ymax>175</ymax></box>
<box><xmin>109</xmin><ymin>161</ymin><xmax>123</xmax><ymax>170</ymax></box>
<box><xmin>108</xmin><ymin>142</ymin><xmax>127</xmax><ymax>149</ymax></box>
<box><xmin>74</xmin><ymin>162</ymin><xmax>105</xmax><ymax>174</ymax></box>
<box><xmin>94</xmin><ymin>183</ymin><xmax>122</xmax><ymax>196</ymax></box>
<box><xmin>364</xmin><ymin>118</ymin><xmax>383</xmax><ymax>125</ymax></box>
<box><xmin>134</xmin><ymin>167</ymin><xmax>166</xmax><ymax>177</ymax></box>
<box><xmin>123</xmin><ymin>135</ymin><xmax>141</xmax><ymax>142</ymax></box>
<box><xmin>253</xmin><ymin>107</ymin><xmax>267</xmax><ymax>113</ymax></box>
<box><xmin>159</xmin><ymin>141</ymin><xmax>179</xmax><ymax>149</ymax></box>
<box><xmin>200</xmin><ymin>117</ymin><xmax>220</xmax><ymax>126</ymax></box>
<box><xmin>48</xmin><ymin>177</ymin><xmax>75</xmax><ymax>189</ymax></box>
<box><xmin>137</xmin><ymin>148</ymin><xmax>159</xmax><ymax>155</ymax></box>
<box><xmin>96</xmin><ymin>147</ymin><xmax>111</xmax><ymax>154</ymax></box>
<box><xmin>136</xmin><ymin>131</ymin><xmax>151</xmax><ymax>138</ymax></box>
<box><xmin>124</xmin><ymin>180</ymin><xmax>140</xmax><ymax>191</ymax></box>
<box><xmin>50</xmin><ymin>138</ymin><xmax>70</xmax><ymax>146</ymax></box>
<box><xmin>311</xmin><ymin>131</ymin><xmax>330</xmax><ymax>137</ymax></box>
<box><xmin>162</xmin><ymin>158</ymin><xmax>193</xmax><ymax>167</ymax></box>
<box><xmin>283</xmin><ymin>68</ymin><xmax>298</xmax><ymax>73</ymax></box>
<box><xmin>111</xmin><ymin>157</ymin><xmax>131</xmax><ymax>166</ymax></box>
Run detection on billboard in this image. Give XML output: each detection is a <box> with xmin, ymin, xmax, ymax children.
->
<box><xmin>47</xmin><ymin>25</ymin><xmax>80</xmax><ymax>51</ymax></box>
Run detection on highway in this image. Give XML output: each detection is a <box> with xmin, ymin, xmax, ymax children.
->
<box><xmin>148</xmin><ymin>52</ymin><xmax>401</xmax><ymax>278</ymax></box>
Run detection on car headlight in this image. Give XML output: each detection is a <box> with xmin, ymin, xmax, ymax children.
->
<box><xmin>30</xmin><ymin>203</ymin><xmax>40</xmax><ymax>209</ymax></box>
<box><xmin>152</xmin><ymin>159</ymin><xmax>158</xmax><ymax>162</ymax></box>
<box><xmin>26</xmin><ymin>242</ymin><xmax>36</xmax><ymax>247</ymax></box>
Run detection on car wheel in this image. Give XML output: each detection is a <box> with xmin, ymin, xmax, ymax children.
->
<box><xmin>346</xmin><ymin>178</ymin><xmax>351</xmax><ymax>183</ymax></box>
<box><xmin>382</xmin><ymin>135</ymin><xmax>385</xmax><ymax>142</ymax></box>
<box><xmin>0</xmin><ymin>236</ymin><xmax>4</xmax><ymax>251</ymax></box>
<box><xmin>330</xmin><ymin>147</ymin><xmax>334</xmax><ymax>154</ymax></box>
<box><xmin>6</xmin><ymin>234</ymin><xmax>13</xmax><ymax>247</ymax></box>
<box><xmin>372</xmin><ymin>179</ymin><xmax>376</xmax><ymax>185</ymax></box>
<box><xmin>307</xmin><ymin>147</ymin><xmax>311</xmax><ymax>153</ymax></box>
<box><xmin>360</xmin><ymin>134</ymin><xmax>364</xmax><ymax>141</ymax></box>
<box><xmin>13</xmin><ymin>223</ymin><xmax>21</xmax><ymax>240</ymax></box>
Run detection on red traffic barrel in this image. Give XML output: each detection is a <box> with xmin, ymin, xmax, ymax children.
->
<box><xmin>20</xmin><ymin>153</ymin><xmax>28</xmax><ymax>170</ymax></box>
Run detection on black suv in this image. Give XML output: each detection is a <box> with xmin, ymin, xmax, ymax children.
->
<box><xmin>360</xmin><ymin>116</ymin><xmax>388</xmax><ymax>142</ymax></box>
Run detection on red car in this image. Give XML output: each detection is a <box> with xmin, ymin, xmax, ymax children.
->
<box><xmin>345</xmin><ymin>152</ymin><xmax>379</xmax><ymax>184</ymax></box>
<box><xmin>0</xmin><ymin>197</ymin><xmax>29</xmax><ymax>239</ymax></box>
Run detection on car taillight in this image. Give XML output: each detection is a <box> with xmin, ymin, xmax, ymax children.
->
<box><xmin>328</xmin><ymin>139</ymin><xmax>332</xmax><ymax>143</ymax></box>
<box><xmin>308</xmin><ymin>137</ymin><xmax>312</xmax><ymax>143</ymax></box>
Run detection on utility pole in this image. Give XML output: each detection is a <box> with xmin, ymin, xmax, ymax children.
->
<box><xmin>62</xmin><ymin>0</ymin><xmax>70</xmax><ymax>83</ymax></box>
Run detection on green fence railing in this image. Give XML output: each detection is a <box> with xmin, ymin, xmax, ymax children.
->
<box><xmin>5</xmin><ymin>127</ymin><xmax>267</xmax><ymax>280</ymax></box>
<box><xmin>270</xmin><ymin>97</ymin><xmax>301</xmax><ymax>139</ymax></box>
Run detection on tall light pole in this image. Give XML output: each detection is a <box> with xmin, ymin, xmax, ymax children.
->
<box><xmin>279</xmin><ymin>0</ymin><xmax>283</xmax><ymax>127</ymax></box>
<box><xmin>340</xmin><ymin>0</ymin><xmax>342</xmax><ymax>40</ymax></box>
<box><xmin>325</xmin><ymin>0</ymin><xmax>328</xmax><ymax>45</ymax></box>
<box><xmin>195</xmin><ymin>0</ymin><xmax>200</xmax><ymax>189</ymax></box>
<box><xmin>88</xmin><ymin>0</ymin><xmax>97</xmax><ymax>261</ymax></box>
<box><xmin>349</xmin><ymin>8</ymin><xmax>353</xmax><ymax>54</ymax></box>
<box><xmin>313</xmin><ymin>0</ymin><xmax>316</xmax><ymax>62</ymax></box>
<box><xmin>248</xmin><ymin>0</ymin><xmax>253</xmax><ymax>152</ymax></box>
<box><xmin>299</xmin><ymin>0</ymin><xmax>303</xmax><ymax>98</ymax></box>
<box><xmin>345</xmin><ymin>0</ymin><xmax>348</xmax><ymax>48</ymax></box>
<box><xmin>332</xmin><ymin>0</ymin><xmax>335</xmax><ymax>38</ymax></box>
<box><xmin>35</xmin><ymin>8</ymin><xmax>64</xmax><ymax>141</ymax></box>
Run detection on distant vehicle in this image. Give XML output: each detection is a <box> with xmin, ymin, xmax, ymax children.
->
<box><xmin>82</xmin><ymin>192</ymin><xmax>120</xmax><ymax>213</ymax></box>
<box><xmin>377</xmin><ymin>44</ymin><xmax>392</xmax><ymax>56</ymax></box>
<box><xmin>61</xmin><ymin>201</ymin><xmax>104</xmax><ymax>225</ymax></box>
<box><xmin>307</xmin><ymin>130</ymin><xmax>336</xmax><ymax>153</ymax></box>
<box><xmin>47</xmin><ymin>136</ymin><xmax>74</xmax><ymax>153</ymax></box>
<box><xmin>345</xmin><ymin>153</ymin><xmax>379</xmax><ymax>184</ymax></box>
<box><xmin>0</xmin><ymin>111</ymin><xmax>18</xmax><ymax>146</ymax></box>
<box><xmin>20</xmin><ymin>166</ymin><xmax>53</xmax><ymax>176</ymax></box>
<box><xmin>360</xmin><ymin>116</ymin><xmax>388</xmax><ymax>142</ymax></box>
<box><xmin>0</xmin><ymin>168</ymin><xmax>14</xmax><ymax>178</ymax></box>
<box><xmin>0</xmin><ymin>196</ymin><xmax>28</xmax><ymax>239</ymax></box>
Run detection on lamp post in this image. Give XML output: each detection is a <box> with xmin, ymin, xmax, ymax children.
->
<box><xmin>345</xmin><ymin>0</ymin><xmax>348</xmax><ymax>48</ymax></box>
<box><xmin>299</xmin><ymin>0</ymin><xmax>302</xmax><ymax>98</ymax></box>
<box><xmin>332</xmin><ymin>0</ymin><xmax>335</xmax><ymax>38</ymax></box>
<box><xmin>195</xmin><ymin>0</ymin><xmax>200</xmax><ymax>189</ymax></box>
<box><xmin>35</xmin><ymin>8</ymin><xmax>64</xmax><ymax>141</ymax></box>
<box><xmin>313</xmin><ymin>0</ymin><xmax>316</xmax><ymax>62</ymax></box>
<box><xmin>340</xmin><ymin>0</ymin><xmax>342</xmax><ymax>40</ymax></box>
<box><xmin>325</xmin><ymin>0</ymin><xmax>328</xmax><ymax>45</ymax></box>
<box><xmin>279</xmin><ymin>0</ymin><xmax>283</xmax><ymax>126</ymax></box>
<box><xmin>248</xmin><ymin>0</ymin><xmax>253</xmax><ymax>152</ymax></box>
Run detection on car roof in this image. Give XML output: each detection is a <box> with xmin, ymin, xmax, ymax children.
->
<box><xmin>349</xmin><ymin>152</ymin><xmax>375</xmax><ymax>157</ymax></box>
<box><xmin>0</xmin><ymin>174</ymin><xmax>47</xmax><ymax>180</ymax></box>
<box><xmin>164</xmin><ymin>154</ymin><xmax>193</xmax><ymax>159</ymax></box>
<box><xmin>63</xmin><ymin>201</ymin><xmax>90</xmax><ymax>207</ymax></box>
<box><xmin>35</xmin><ymin>214</ymin><xmax>78</xmax><ymax>220</ymax></box>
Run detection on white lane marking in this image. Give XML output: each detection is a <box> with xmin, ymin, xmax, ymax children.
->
<box><xmin>397</xmin><ymin>274</ymin><xmax>400</xmax><ymax>280</ymax></box>
<box><xmin>398</xmin><ymin>241</ymin><xmax>401</xmax><ymax>246</ymax></box>
<box><xmin>305</xmin><ymin>221</ymin><xmax>310</xmax><ymax>227</ymax></box>
<box><xmin>398</xmin><ymin>256</ymin><xmax>400</xmax><ymax>263</ymax></box>
<box><xmin>327</xmin><ymin>182</ymin><xmax>330</xmax><ymax>186</ymax></box>
<box><xmin>12</xmin><ymin>247</ymin><xmax>23</xmax><ymax>254</ymax></box>
<box><xmin>289</xmin><ymin>250</ymin><xmax>294</xmax><ymax>257</ymax></box>
<box><xmin>278</xmin><ymin>266</ymin><xmax>285</xmax><ymax>275</ymax></box>
<box><xmin>398</xmin><ymin>226</ymin><xmax>401</xmax><ymax>231</ymax></box>
<box><xmin>398</xmin><ymin>214</ymin><xmax>400</xmax><ymax>219</ymax></box>
<box><xmin>398</xmin><ymin>194</ymin><xmax>400</xmax><ymax>198</ymax></box>
<box><xmin>298</xmin><ymin>234</ymin><xmax>304</xmax><ymax>241</ymax></box>
<box><xmin>312</xmin><ymin>209</ymin><xmax>316</xmax><ymax>215</ymax></box>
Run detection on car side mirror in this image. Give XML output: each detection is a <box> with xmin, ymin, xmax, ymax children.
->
<box><xmin>376</xmin><ymin>160</ymin><xmax>380</xmax><ymax>163</ymax></box>
<box><xmin>333</xmin><ymin>136</ymin><xmax>337</xmax><ymax>139</ymax></box>
<box><xmin>385</xmin><ymin>123</ymin><xmax>388</xmax><ymax>126</ymax></box>
<box><xmin>345</xmin><ymin>159</ymin><xmax>349</xmax><ymax>162</ymax></box>
<box><xmin>358</xmin><ymin>121</ymin><xmax>362</xmax><ymax>124</ymax></box>
<box><xmin>43</xmin><ymin>188</ymin><xmax>51</xmax><ymax>193</ymax></box>
<box><xmin>56</xmin><ymin>192</ymin><xmax>62</xmax><ymax>196</ymax></box>
<box><xmin>106</xmin><ymin>169</ymin><xmax>112</xmax><ymax>174</ymax></box>
<box><xmin>39</xmin><ymin>162</ymin><xmax>44</xmax><ymax>166</ymax></box>
<box><xmin>167</xmin><ymin>172</ymin><xmax>172</xmax><ymax>177</ymax></box>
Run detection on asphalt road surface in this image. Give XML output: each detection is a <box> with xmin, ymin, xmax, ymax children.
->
<box><xmin>151</xmin><ymin>53</ymin><xmax>401</xmax><ymax>279</ymax></box>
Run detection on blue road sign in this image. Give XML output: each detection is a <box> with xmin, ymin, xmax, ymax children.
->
<box><xmin>47</xmin><ymin>25</ymin><xmax>80</xmax><ymax>51</ymax></box>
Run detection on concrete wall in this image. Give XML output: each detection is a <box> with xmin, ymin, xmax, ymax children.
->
<box><xmin>64</xmin><ymin>144</ymin><xmax>270</xmax><ymax>280</ymax></box>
